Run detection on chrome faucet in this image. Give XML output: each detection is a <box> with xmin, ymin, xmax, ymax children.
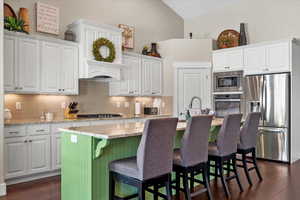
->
<box><xmin>189</xmin><ymin>96</ymin><xmax>202</xmax><ymax>110</ymax></box>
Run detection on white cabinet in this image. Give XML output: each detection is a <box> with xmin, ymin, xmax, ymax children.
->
<box><xmin>27</xmin><ymin>135</ymin><xmax>51</xmax><ymax>174</ymax></box>
<box><xmin>41</xmin><ymin>41</ymin><xmax>78</xmax><ymax>95</ymax></box>
<box><xmin>110</xmin><ymin>53</ymin><xmax>162</xmax><ymax>96</ymax></box>
<box><xmin>51</xmin><ymin>135</ymin><xmax>61</xmax><ymax>170</ymax></box>
<box><xmin>266</xmin><ymin>42</ymin><xmax>290</xmax><ymax>72</ymax></box>
<box><xmin>4</xmin><ymin>35</ymin><xmax>40</xmax><ymax>93</ymax></box>
<box><xmin>141</xmin><ymin>57</ymin><xmax>162</xmax><ymax>96</ymax></box>
<box><xmin>4</xmin><ymin>31</ymin><xmax>79</xmax><ymax>95</ymax></box>
<box><xmin>244</xmin><ymin>46</ymin><xmax>266</xmax><ymax>74</ymax></box>
<box><xmin>4</xmin><ymin>137</ymin><xmax>27</xmax><ymax>179</ymax></box>
<box><xmin>213</xmin><ymin>49</ymin><xmax>244</xmax><ymax>72</ymax></box>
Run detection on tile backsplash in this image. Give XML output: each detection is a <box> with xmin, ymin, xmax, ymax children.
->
<box><xmin>5</xmin><ymin>80</ymin><xmax>173</xmax><ymax>119</ymax></box>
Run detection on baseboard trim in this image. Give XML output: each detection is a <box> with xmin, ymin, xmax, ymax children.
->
<box><xmin>0</xmin><ymin>182</ymin><xmax>7</xmax><ymax>196</ymax></box>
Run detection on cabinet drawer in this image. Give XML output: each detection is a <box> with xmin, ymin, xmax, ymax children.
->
<box><xmin>73</xmin><ymin>121</ymin><xmax>91</xmax><ymax>127</ymax></box>
<box><xmin>4</xmin><ymin>126</ymin><xmax>26</xmax><ymax>138</ymax></box>
<box><xmin>51</xmin><ymin>123</ymin><xmax>73</xmax><ymax>134</ymax></box>
<box><xmin>27</xmin><ymin>124</ymin><xmax>50</xmax><ymax>136</ymax></box>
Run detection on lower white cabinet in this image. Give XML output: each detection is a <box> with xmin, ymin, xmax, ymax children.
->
<box><xmin>27</xmin><ymin>135</ymin><xmax>51</xmax><ymax>174</ymax></box>
<box><xmin>4</xmin><ymin>137</ymin><xmax>28</xmax><ymax>179</ymax></box>
<box><xmin>4</xmin><ymin>135</ymin><xmax>51</xmax><ymax>179</ymax></box>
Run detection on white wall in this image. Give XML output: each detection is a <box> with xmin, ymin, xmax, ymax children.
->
<box><xmin>0</xmin><ymin>0</ymin><xmax>6</xmax><ymax>196</ymax></box>
<box><xmin>5</xmin><ymin>0</ymin><xmax>184</xmax><ymax>52</ymax></box>
<box><xmin>185</xmin><ymin>0</ymin><xmax>300</xmax><ymax>46</ymax></box>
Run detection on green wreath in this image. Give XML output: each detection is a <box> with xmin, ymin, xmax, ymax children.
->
<box><xmin>93</xmin><ymin>38</ymin><xmax>116</xmax><ymax>62</ymax></box>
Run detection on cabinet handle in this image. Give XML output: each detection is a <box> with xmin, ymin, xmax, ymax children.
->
<box><xmin>264</xmin><ymin>68</ymin><xmax>269</xmax><ymax>71</ymax></box>
<box><xmin>58</xmin><ymin>89</ymin><xmax>61</xmax><ymax>91</ymax></box>
<box><xmin>24</xmin><ymin>140</ymin><xmax>28</xmax><ymax>143</ymax></box>
<box><xmin>36</xmin><ymin>129</ymin><xmax>45</xmax><ymax>132</ymax></box>
<box><xmin>28</xmin><ymin>140</ymin><xmax>32</xmax><ymax>143</ymax></box>
<box><xmin>14</xmin><ymin>87</ymin><xmax>18</xmax><ymax>90</ymax></box>
<box><xmin>19</xmin><ymin>87</ymin><xmax>23</xmax><ymax>90</ymax></box>
<box><xmin>62</xmin><ymin>89</ymin><xmax>65</xmax><ymax>91</ymax></box>
<box><xmin>129</xmin><ymin>91</ymin><xmax>134</xmax><ymax>94</ymax></box>
<box><xmin>224</xmin><ymin>66</ymin><xmax>230</xmax><ymax>69</ymax></box>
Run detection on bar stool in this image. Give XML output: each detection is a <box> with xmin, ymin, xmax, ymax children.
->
<box><xmin>109</xmin><ymin>118</ymin><xmax>178</xmax><ymax>200</ymax></box>
<box><xmin>236</xmin><ymin>112</ymin><xmax>263</xmax><ymax>186</ymax></box>
<box><xmin>208</xmin><ymin>114</ymin><xmax>243</xmax><ymax>198</ymax></box>
<box><xmin>172</xmin><ymin>115</ymin><xmax>213</xmax><ymax>200</ymax></box>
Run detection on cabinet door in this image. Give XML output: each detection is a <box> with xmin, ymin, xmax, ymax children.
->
<box><xmin>244</xmin><ymin>46</ymin><xmax>266</xmax><ymax>74</ymax></box>
<box><xmin>4</xmin><ymin>137</ymin><xmax>27</xmax><ymax>179</ymax></box>
<box><xmin>4</xmin><ymin>35</ymin><xmax>17</xmax><ymax>91</ymax></box>
<box><xmin>226</xmin><ymin>49</ymin><xmax>244</xmax><ymax>70</ymax></box>
<box><xmin>27</xmin><ymin>135</ymin><xmax>51</xmax><ymax>174</ymax></box>
<box><xmin>18</xmin><ymin>37</ymin><xmax>40</xmax><ymax>92</ymax></box>
<box><xmin>212</xmin><ymin>52</ymin><xmax>227</xmax><ymax>71</ymax></box>
<box><xmin>51</xmin><ymin>135</ymin><xmax>61</xmax><ymax>170</ymax></box>
<box><xmin>151</xmin><ymin>60</ymin><xmax>162</xmax><ymax>95</ymax></box>
<box><xmin>41</xmin><ymin>42</ymin><xmax>61</xmax><ymax>93</ymax></box>
<box><xmin>60</xmin><ymin>45</ymin><xmax>79</xmax><ymax>94</ymax></box>
<box><xmin>141</xmin><ymin>59</ymin><xmax>152</xmax><ymax>95</ymax></box>
<box><xmin>266</xmin><ymin>42</ymin><xmax>290</xmax><ymax>72</ymax></box>
<box><xmin>124</xmin><ymin>55</ymin><xmax>141</xmax><ymax>95</ymax></box>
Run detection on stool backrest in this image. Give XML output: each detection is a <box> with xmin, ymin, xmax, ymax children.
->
<box><xmin>240</xmin><ymin>112</ymin><xmax>261</xmax><ymax>149</ymax></box>
<box><xmin>137</xmin><ymin>117</ymin><xmax>178</xmax><ymax>180</ymax></box>
<box><xmin>181</xmin><ymin>115</ymin><xmax>213</xmax><ymax>167</ymax></box>
<box><xmin>217</xmin><ymin>114</ymin><xmax>243</xmax><ymax>156</ymax></box>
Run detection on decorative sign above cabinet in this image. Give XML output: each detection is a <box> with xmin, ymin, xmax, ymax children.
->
<box><xmin>36</xmin><ymin>2</ymin><xmax>60</xmax><ymax>35</ymax></box>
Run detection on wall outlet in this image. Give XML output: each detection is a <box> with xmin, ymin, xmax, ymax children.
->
<box><xmin>16</xmin><ymin>102</ymin><xmax>22</xmax><ymax>110</ymax></box>
<box><xmin>116</xmin><ymin>102</ymin><xmax>121</xmax><ymax>108</ymax></box>
<box><xmin>124</xmin><ymin>102</ymin><xmax>129</xmax><ymax>108</ymax></box>
<box><xmin>162</xmin><ymin>102</ymin><xmax>166</xmax><ymax>108</ymax></box>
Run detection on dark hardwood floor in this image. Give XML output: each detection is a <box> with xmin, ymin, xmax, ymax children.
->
<box><xmin>1</xmin><ymin>160</ymin><xmax>299</xmax><ymax>200</ymax></box>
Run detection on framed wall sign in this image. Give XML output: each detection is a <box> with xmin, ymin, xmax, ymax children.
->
<box><xmin>118</xmin><ymin>24</ymin><xmax>134</xmax><ymax>49</ymax></box>
<box><xmin>36</xmin><ymin>2</ymin><xmax>60</xmax><ymax>35</ymax></box>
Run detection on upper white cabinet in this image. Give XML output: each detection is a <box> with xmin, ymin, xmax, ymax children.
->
<box><xmin>141</xmin><ymin>56</ymin><xmax>162</xmax><ymax>95</ymax></box>
<box><xmin>213</xmin><ymin>49</ymin><xmax>244</xmax><ymax>72</ymax></box>
<box><xmin>213</xmin><ymin>39</ymin><xmax>294</xmax><ymax>75</ymax></box>
<box><xmin>41</xmin><ymin>41</ymin><xmax>78</xmax><ymax>95</ymax></box>
<box><xmin>4</xmin><ymin>35</ymin><xmax>40</xmax><ymax>93</ymax></box>
<box><xmin>4</xmin><ymin>31</ymin><xmax>79</xmax><ymax>95</ymax></box>
<box><xmin>110</xmin><ymin>53</ymin><xmax>162</xmax><ymax>96</ymax></box>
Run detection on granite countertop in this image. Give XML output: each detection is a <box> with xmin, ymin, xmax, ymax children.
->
<box><xmin>4</xmin><ymin>114</ymin><xmax>173</xmax><ymax>126</ymax></box>
<box><xmin>59</xmin><ymin>118</ymin><xmax>224</xmax><ymax>139</ymax></box>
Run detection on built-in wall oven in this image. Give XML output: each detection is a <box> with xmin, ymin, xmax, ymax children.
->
<box><xmin>214</xmin><ymin>94</ymin><xmax>242</xmax><ymax>118</ymax></box>
<box><xmin>213</xmin><ymin>71</ymin><xmax>243</xmax><ymax>93</ymax></box>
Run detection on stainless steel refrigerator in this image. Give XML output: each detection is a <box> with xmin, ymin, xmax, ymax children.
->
<box><xmin>244</xmin><ymin>73</ymin><xmax>290</xmax><ymax>163</ymax></box>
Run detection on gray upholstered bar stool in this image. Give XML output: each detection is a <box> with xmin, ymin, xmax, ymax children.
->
<box><xmin>172</xmin><ymin>115</ymin><xmax>213</xmax><ymax>200</ymax></box>
<box><xmin>208</xmin><ymin>114</ymin><xmax>243</xmax><ymax>198</ymax></box>
<box><xmin>109</xmin><ymin>118</ymin><xmax>178</xmax><ymax>200</ymax></box>
<box><xmin>236</xmin><ymin>112</ymin><xmax>263</xmax><ymax>186</ymax></box>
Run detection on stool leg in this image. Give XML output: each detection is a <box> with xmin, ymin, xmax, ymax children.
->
<box><xmin>190</xmin><ymin>171</ymin><xmax>195</xmax><ymax>192</ymax></box>
<box><xmin>242</xmin><ymin>153</ymin><xmax>253</xmax><ymax>186</ymax></box>
<box><xmin>183</xmin><ymin>171</ymin><xmax>191</xmax><ymax>200</ymax></box>
<box><xmin>232</xmin><ymin>157</ymin><xmax>243</xmax><ymax>192</ymax></box>
<box><xmin>226</xmin><ymin>160</ymin><xmax>231</xmax><ymax>177</ymax></box>
<box><xmin>203</xmin><ymin>164</ymin><xmax>213</xmax><ymax>200</ymax></box>
<box><xmin>166</xmin><ymin>174</ymin><xmax>172</xmax><ymax>200</ymax></box>
<box><xmin>175</xmin><ymin>171</ymin><xmax>180</xmax><ymax>200</ymax></box>
<box><xmin>138</xmin><ymin>183</ymin><xmax>145</xmax><ymax>200</ymax></box>
<box><xmin>252</xmin><ymin>149</ymin><xmax>263</xmax><ymax>181</ymax></box>
<box><xmin>218</xmin><ymin>160</ymin><xmax>230</xmax><ymax>198</ymax></box>
<box><xmin>154</xmin><ymin>184</ymin><xmax>158</xmax><ymax>200</ymax></box>
<box><xmin>109</xmin><ymin>171</ymin><xmax>115</xmax><ymax>200</ymax></box>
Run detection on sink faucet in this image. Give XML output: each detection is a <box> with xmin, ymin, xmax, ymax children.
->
<box><xmin>189</xmin><ymin>96</ymin><xmax>202</xmax><ymax>110</ymax></box>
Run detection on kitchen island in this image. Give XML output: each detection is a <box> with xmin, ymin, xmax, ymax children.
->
<box><xmin>60</xmin><ymin>118</ymin><xmax>223</xmax><ymax>200</ymax></box>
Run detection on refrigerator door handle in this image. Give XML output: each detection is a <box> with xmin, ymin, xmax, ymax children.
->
<box><xmin>260</xmin><ymin>76</ymin><xmax>265</xmax><ymax>122</ymax></box>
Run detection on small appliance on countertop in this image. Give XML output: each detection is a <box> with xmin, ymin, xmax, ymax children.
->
<box><xmin>77</xmin><ymin>113</ymin><xmax>122</xmax><ymax>119</ymax></box>
<box><xmin>144</xmin><ymin>107</ymin><xmax>158</xmax><ymax>115</ymax></box>
<box><xmin>4</xmin><ymin>108</ymin><xmax>12</xmax><ymax>120</ymax></box>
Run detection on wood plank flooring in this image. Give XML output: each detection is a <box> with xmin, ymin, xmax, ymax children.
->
<box><xmin>0</xmin><ymin>160</ymin><xmax>299</xmax><ymax>200</ymax></box>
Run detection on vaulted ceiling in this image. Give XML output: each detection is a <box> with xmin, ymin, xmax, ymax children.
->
<box><xmin>162</xmin><ymin>0</ymin><xmax>240</xmax><ymax>19</ymax></box>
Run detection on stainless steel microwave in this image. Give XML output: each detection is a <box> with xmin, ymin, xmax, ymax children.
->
<box><xmin>213</xmin><ymin>71</ymin><xmax>243</xmax><ymax>93</ymax></box>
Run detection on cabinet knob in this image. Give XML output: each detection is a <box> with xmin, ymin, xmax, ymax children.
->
<box><xmin>58</xmin><ymin>89</ymin><xmax>61</xmax><ymax>91</ymax></box>
<box><xmin>28</xmin><ymin>140</ymin><xmax>32</xmax><ymax>143</ymax></box>
<box><xmin>19</xmin><ymin>87</ymin><xmax>23</xmax><ymax>90</ymax></box>
<box><xmin>14</xmin><ymin>87</ymin><xmax>18</xmax><ymax>90</ymax></box>
<box><xmin>24</xmin><ymin>140</ymin><xmax>28</xmax><ymax>143</ymax></box>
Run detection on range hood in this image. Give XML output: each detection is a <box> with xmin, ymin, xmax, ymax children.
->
<box><xmin>68</xmin><ymin>19</ymin><xmax>125</xmax><ymax>82</ymax></box>
<box><xmin>84</xmin><ymin>60</ymin><xmax>126</xmax><ymax>81</ymax></box>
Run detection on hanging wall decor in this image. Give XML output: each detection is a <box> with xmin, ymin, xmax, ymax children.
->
<box><xmin>36</xmin><ymin>2</ymin><xmax>60</xmax><ymax>35</ymax></box>
<box><xmin>93</xmin><ymin>38</ymin><xmax>116</xmax><ymax>63</ymax></box>
<box><xmin>118</xmin><ymin>24</ymin><xmax>134</xmax><ymax>49</ymax></box>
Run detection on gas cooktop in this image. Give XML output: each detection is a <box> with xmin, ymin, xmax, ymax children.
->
<box><xmin>77</xmin><ymin>113</ymin><xmax>122</xmax><ymax>119</ymax></box>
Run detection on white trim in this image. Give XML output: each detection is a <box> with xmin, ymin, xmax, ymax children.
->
<box><xmin>174</xmin><ymin>62</ymin><xmax>211</xmax><ymax>69</ymax></box>
<box><xmin>0</xmin><ymin>183</ymin><xmax>6</xmax><ymax>196</ymax></box>
<box><xmin>213</xmin><ymin>91</ymin><xmax>244</xmax><ymax>95</ymax></box>
<box><xmin>67</xmin><ymin>19</ymin><xmax>122</xmax><ymax>33</ymax></box>
<box><xmin>6</xmin><ymin>171</ymin><xmax>60</xmax><ymax>185</ymax></box>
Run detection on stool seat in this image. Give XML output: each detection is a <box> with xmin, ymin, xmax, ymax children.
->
<box><xmin>208</xmin><ymin>144</ymin><xmax>220</xmax><ymax>156</ymax></box>
<box><xmin>109</xmin><ymin>157</ymin><xmax>140</xmax><ymax>180</ymax></box>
